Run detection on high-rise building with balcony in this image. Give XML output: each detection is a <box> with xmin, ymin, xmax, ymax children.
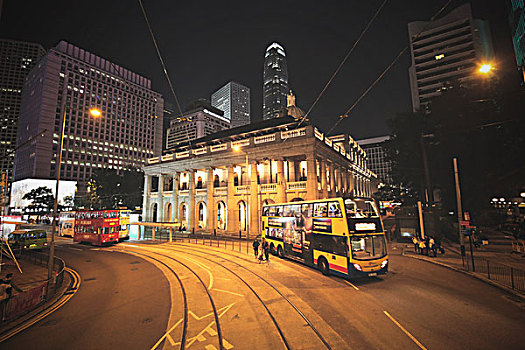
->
<box><xmin>263</xmin><ymin>42</ymin><xmax>289</xmax><ymax>120</ymax></box>
<box><xmin>211</xmin><ymin>81</ymin><xmax>250</xmax><ymax>128</ymax></box>
<box><xmin>0</xmin><ymin>39</ymin><xmax>46</xmax><ymax>191</ymax></box>
<box><xmin>14</xmin><ymin>41</ymin><xmax>164</xmax><ymax>190</ymax></box>
<box><xmin>408</xmin><ymin>3</ymin><xmax>494</xmax><ymax>111</ymax></box>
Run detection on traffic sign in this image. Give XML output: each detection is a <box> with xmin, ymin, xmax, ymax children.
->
<box><xmin>460</xmin><ymin>220</ymin><xmax>469</xmax><ymax>226</ymax></box>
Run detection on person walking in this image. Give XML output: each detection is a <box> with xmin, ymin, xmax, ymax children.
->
<box><xmin>262</xmin><ymin>238</ymin><xmax>270</xmax><ymax>264</ymax></box>
<box><xmin>252</xmin><ymin>238</ymin><xmax>260</xmax><ymax>259</ymax></box>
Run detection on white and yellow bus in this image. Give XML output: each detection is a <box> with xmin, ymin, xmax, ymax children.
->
<box><xmin>58</xmin><ymin>211</ymin><xmax>76</xmax><ymax>237</ymax></box>
<box><xmin>118</xmin><ymin>209</ymin><xmax>131</xmax><ymax>241</ymax></box>
<box><xmin>262</xmin><ymin>197</ymin><xmax>388</xmax><ymax>278</ymax></box>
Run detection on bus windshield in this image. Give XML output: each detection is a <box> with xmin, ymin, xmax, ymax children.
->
<box><xmin>344</xmin><ymin>198</ymin><xmax>379</xmax><ymax>219</ymax></box>
<box><xmin>350</xmin><ymin>235</ymin><xmax>386</xmax><ymax>260</ymax></box>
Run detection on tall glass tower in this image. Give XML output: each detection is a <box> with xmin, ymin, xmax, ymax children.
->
<box><xmin>263</xmin><ymin>42</ymin><xmax>289</xmax><ymax>120</ymax></box>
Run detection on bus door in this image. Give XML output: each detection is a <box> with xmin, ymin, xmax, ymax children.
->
<box><xmin>283</xmin><ymin>204</ymin><xmax>304</xmax><ymax>261</ymax></box>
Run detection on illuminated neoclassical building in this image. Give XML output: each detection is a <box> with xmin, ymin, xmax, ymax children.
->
<box><xmin>142</xmin><ymin>96</ymin><xmax>374</xmax><ymax>238</ymax></box>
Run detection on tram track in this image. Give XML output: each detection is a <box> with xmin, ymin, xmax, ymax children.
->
<box><xmin>144</xmin><ymin>243</ymin><xmax>333</xmax><ymax>350</ymax></box>
<box><xmin>121</xmin><ymin>248</ymin><xmax>223</xmax><ymax>350</ymax></box>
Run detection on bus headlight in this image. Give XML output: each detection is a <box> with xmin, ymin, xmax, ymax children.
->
<box><xmin>353</xmin><ymin>263</ymin><xmax>362</xmax><ymax>271</ymax></box>
<box><xmin>381</xmin><ymin>260</ymin><xmax>388</xmax><ymax>269</ymax></box>
<box><xmin>44</xmin><ymin>242</ymin><xmax>48</xmax><ymax>246</ymax></box>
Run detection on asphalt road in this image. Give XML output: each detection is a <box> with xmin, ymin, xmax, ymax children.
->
<box><xmin>2</xmin><ymin>242</ymin><xmax>170</xmax><ymax>350</ymax></box>
<box><xmin>3</xmin><ymin>239</ymin><xmax>525</xmax><ymax>349</ymax></box>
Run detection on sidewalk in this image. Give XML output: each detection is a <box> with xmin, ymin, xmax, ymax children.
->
<box><xmin>395</xmin><ymin>242</ymin><xmax>525</xmax><ymax>300</ymax></box>
<box><xmin>1</xmin><ymin>256</ymin><xmax>48</xmax><ymax>292</ymax></box>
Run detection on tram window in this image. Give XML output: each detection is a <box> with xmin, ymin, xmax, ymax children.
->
<box><xmin>283</xmin><ymin>205</ymin><xmax>292</xmax><ymax>217</ymax></box>
<box><xmin>262</xmin><ymin>207</ymin><xmax>269</xmax><ymax>216</ymax></box>
<box><xmin>314</xmin><ymin>202</ymin><xmax>327</xmax><ymax>217</ymax></box>
<box><xmin>328</xmin><ymin>202</ymin><xmax>342</xmax><ymax>218</ymax></box>
<box><xmin>275</xmin><ymin>206</ymin><xmax>283</xmax><ymax>217</ymax></box>
<box><xmin>301</xmin><ymin>204</ymin><xmax>313</xmax><ymax>218</ymax></box>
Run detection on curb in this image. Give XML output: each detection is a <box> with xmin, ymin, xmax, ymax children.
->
<box><xmin>402</xmin><ymin>250</ymin><xmax>525</xmax><ymax>303</ymax></box>
<box><xmin>0</xmin><ymin>271</ymin><xmax>72</xmax><ymax>337</ymax></box>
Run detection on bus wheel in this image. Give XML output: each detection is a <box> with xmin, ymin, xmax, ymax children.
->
<box><xmin>277</xmin><ymin>246</ymin><xmax>284</xmax><ymax>259</ymax></box>
<box><xmin>318</xmin><ymin>258</ymin><xmax>330</xmax><ymax>276</ymax></box>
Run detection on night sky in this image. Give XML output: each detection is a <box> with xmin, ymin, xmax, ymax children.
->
<box><xmin>0</xmin><ymin>0</ymin><xmax>516</xmax><ymax>139</ymax></box>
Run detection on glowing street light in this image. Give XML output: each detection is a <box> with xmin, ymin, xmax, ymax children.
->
<box><xmin>478</xmin><ymin>64</ymin><xmax>493</xmax><ymax>74</ymax></box>
<box><xmin>89</xmin><ymin>108</ymin><xmax>102</xmax><ymax>118</ymax></box>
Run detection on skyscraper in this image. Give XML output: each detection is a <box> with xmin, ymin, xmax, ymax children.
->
<box><xmin>0</xmin><ymin>39</ymin><xmax>46</xmax><ymax>191</ymax></box>
<box><xmin>211</xmin><ymin>81</ymin><xmax>250</xmax><ymax>127</ymax></box>
<box><xmin>263</xmin><ymin>42</ymin><xmax>289</xmax><ymax>120</ymax></box>
<box><xmin>14</xmin><ymin>41</ymin><xmax>163</xmax><ymax>189</ymax></box>
<box><xmin>509</xmin><ymin>0</ymin><xmax>525</xmax><ymax>82</ymax></box>
<box><xmin>408</xmin><ymin>3</ymin><xmax>494</xmax><ymax>112</ymax></box>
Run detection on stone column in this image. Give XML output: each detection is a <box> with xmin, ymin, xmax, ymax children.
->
<box><xmin>158</xmin><ymin>174</ymin><xmax>165</xmax><ymax>222</ymax></box>
<box><xmin>227</xmin><ymin>165</ymin><xmax>236</xmax><ymax>235</ymax></box>
<box><xmin>188</xmin><ymin>170</ymin><xmax>196</xmax><ymax>232</ymax></box>
<box><xmin>321</xmin><ymin>159</ymin><xmax>328</xmax><ymax>198</ymax></box>
<box><xmin>142</xmin><ymin>174</ymin><xmax>150</xmax><ymax>221</ymax></box>
<box><xmin>306</xmin><ymin>155</ymin><xmax>317</xmax><ymax>200</ymax></box>
<box><xmin>329</xmin><ymin>163</ymin><xmax>336</xmax><ymax>197</ymax></box>
<box><xmin>249</xmin><ymin>161</ymin><xmax>259</xmax><ymax>239</ymax></box>
<box><xmin>207</xmin><ymin>168</ymin><xmax>215</xmax><ymax>232</ymax></box>
<box><xmin>276</xmin><ymin>159</ymin><xmax>287</xmax><ymax>203</ymax></box>
<box><xmin>172</xmin><ymin>172</ymin><xmax>179</xmax><ymax>224</ymax></box>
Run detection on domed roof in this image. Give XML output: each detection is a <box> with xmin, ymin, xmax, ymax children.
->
<box><xmin>286</xmin><ymin>91</ymin><xmax>306</xmax><ymax>120</ymax></box>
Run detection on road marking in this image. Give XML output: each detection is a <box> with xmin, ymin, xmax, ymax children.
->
<box><xmin>345</xmin><ymin>281</ymin><xmax>359</xmax><ymax>290</ymax></box>
<box><xmin>68</xmin><ymin>247</ymin><xmax>83</xmax><ymax>251</ymax></box>
<box><xmin>383</xmin><ymin>311</ymin><xmax>427</xmax><ymax>350</ymax></box>
<box><xmin>0</xmin><ymin>267</ymin><xmax>81</xmax><ymax>343</ymax></box>
<box><xmin>151</xmin><ymin>303</ymin><xmax>235</xmax><ymax>350</ymax></box>
<box><xmin>212</xmin><ymin>288</ymin><xmax>244</xmax><ymax>297</ymax></box>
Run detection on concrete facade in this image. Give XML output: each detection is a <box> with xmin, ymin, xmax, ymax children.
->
<box><xmin>142</xmin><ymin>117</ymin><xmax>374</xmax><ymax>238</ymax></box>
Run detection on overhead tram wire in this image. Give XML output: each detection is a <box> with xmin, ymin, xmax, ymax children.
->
<box><xmin>137</xmin><ymin>0</ymin><xmax>194</xmax><ymax>151</ymax></box>
<box><xmin>298</xmin><ymin>0</ymin><xmax>389</xmax><ymax>128</ymax></box>
<box><xmin>325</xmin><ymin>0</ymin><xmax>455</xmax><ymax>136</ymax></box>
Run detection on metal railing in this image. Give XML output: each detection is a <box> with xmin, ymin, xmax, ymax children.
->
<box><xmin>1</xmin><ymin>250</ymin><xmax>66</xmax><ymax>323</ymax></box>
<box><xmin>464</xmin><ymin>254</ymin><xmax>525</xmax><ymax>293</ymax></box>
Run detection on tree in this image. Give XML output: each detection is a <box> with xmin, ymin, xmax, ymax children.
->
<box><xmin>77</xmin><ymin>168</ymin><xmax>144</xmax><ymax>210</ymax></box>
<box><xmin>22</xmin><ymin>186</ymin><xmax>54</xmax><ymax>216</ymax></box>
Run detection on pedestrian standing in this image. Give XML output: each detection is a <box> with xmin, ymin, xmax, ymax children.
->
<box><xmin>412</xmin><ymin>236</ymin><xmax>419</xmax><ymax>253</ymax></box>
<box><xmin>262</xmin><ymin>238</ymin><xmax>270</xmax><ymax>264</ymax></box>
<box><xmin>252</xmin><ymin>238</ymin><xmax>260</xmax><ymax>259</ymax></box>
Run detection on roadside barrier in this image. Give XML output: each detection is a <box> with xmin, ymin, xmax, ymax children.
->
<box><xmin>1</xmin><ymin>251</ymin><xmax>65</xmax><ymax>323</ymax></box>
<box><xmin>463</xmin><ymin>254</ymin><xmax>525</xmax><ymax>293</ymax></box>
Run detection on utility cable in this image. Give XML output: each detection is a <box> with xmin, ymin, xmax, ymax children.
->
<box><xmin>326</xmin><ymin>0</ymin><xmax>454</xmax><ymax>136</ymax></box>
<box><xmin>138</xmin><ymin>0</ymin><xmax>194</xmax><ymax>150</ymax></box>
<box><xmin>300</xmin><ymin>0</ymin><xmax>389</xmax><ymax>127</ymax></box>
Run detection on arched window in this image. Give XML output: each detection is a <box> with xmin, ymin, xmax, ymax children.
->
<box><xmin>238</xmin><ymin>201</ymin><xmax>247</xmax><ymax>231</ymax></box>
<box><xmin>181</xmin><ymin>204</ymin><xmax>187</xmax><ymax>221</ymax></box>
<box><xmin>214</xmin><ymin>174</ymin><xmax>220</xmax><ymax>188</ymax></box>
<box><xmin>199</xmin><ymin>203</ymin><xmax>204</xmax><ymax>221</ymax></box>
<box><xmin>152</xmin><ymin>203</ymin><xmax>158</xmax><ymax>222</ymax></box>
<box><xmin>217</xmin><ymin>202</ymin><xmax>226</xmax><ymax>229</ymax></box>
<box><xmin>234</xmin><ymin>173</ymin><xmax>239</xmax><ymax>186</ymax></box>
<box><xmin>196</xmin><ymin>176</ymin><xmax>203</xmax><ymax>189</ymax></box>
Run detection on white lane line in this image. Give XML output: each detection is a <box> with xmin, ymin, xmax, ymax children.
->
<box><xmin>68</xmin><ymin>247</ymin><xmax>83</xmax><ymax>251</ymax></box>
<box><xmin>345</xmin><ymin>280</ymin><xmax>359</xmax><ymax>290</ymax></box>
<box><xmin>212</xmin><ymin>288</ymin><xmax>244</xmax><ymax>297</ymax></box>
<box><xmin>383</xmin><ymin>311</ymin><xmax>427</xmax><ymax>350</ymax></box>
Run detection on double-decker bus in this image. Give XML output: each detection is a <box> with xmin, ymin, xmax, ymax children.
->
<box><xmin>73</xmin><ymin>210</ymin><xmax>120</xmax><ymax>246</ymax></box>
<box><xmin>118</xmin><ymin>209</ymin><xmax>130</xmax><ymax>241</ymax></box>
<box><xmin>262</xmin><ymin>197</ymin><xmax>388</xmax><ymax>278</ymax></box>
<box><xmin>58</xmin><ymin>211</ymin><xmax>76</xmax><ymax>237</ymax></box>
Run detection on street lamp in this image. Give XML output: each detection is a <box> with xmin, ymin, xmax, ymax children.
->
<box><xmin>47</xmin><ymin>106</ymin><xmax>102</xmax><ymax>293</ymax></box>
<box><xmin>233</xmin><ymin>145</ymin><xmax>250</xmax><ymax>238</ymax></box>
<box><xmin>478</xmin><ymin>63</ymin><xmax>493</xmax><ymax>75</ymax></box>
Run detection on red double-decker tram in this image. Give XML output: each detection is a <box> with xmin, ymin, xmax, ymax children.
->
<box><xmin>74</xmin><ymin>210</ymin><xmax>120</xmax><ymax>246</ymax></box>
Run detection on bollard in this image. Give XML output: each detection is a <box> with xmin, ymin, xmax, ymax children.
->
<box><xmin>511</xmin><ymin>267</ymin><xmax>515</xmax><ymax>289</ymax></box>
<box><xmin>487</xmin><ymin>260</ymin><xmax>490</xmax><ymax>279</ymax></box>
<box><xmin>169</xmin><ymin>228</ymin><xmax>173</xmax><ymax>243</ymax></box>
<box><xmin>152</xmin><ymin>227</ymin><xmax>156</xmax><ymax>240</ymax></box>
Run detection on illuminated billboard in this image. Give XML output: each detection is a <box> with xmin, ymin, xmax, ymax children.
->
<box><xmin>10</xmin><ymin>178</ymin><xmax>77</xmax><ymax>213</ymax></box>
